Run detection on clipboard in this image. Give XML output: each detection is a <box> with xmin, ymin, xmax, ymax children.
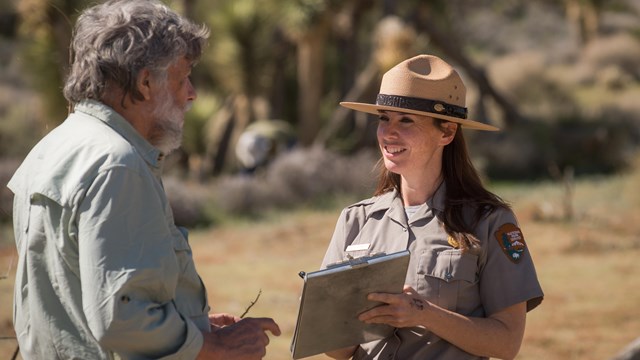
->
<box><xmin>290</xmin><ymin>250</ymin><xmax>411</xmax><ymax>359</ymax></box>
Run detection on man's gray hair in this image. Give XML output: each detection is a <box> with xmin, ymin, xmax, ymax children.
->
<box><xmin>63</xmin><ymin>0</ymin><xmax>209</xmax><ymax>105</ymax></box>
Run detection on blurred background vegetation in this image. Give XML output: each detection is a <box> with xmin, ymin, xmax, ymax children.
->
<box><xmin>1</xmin><ymin>0</ymin><xmax>640</xmax><ymax>227</ymax></box>
<box><xmin>1</xmin><ymin>1</ymin><xmax>640</xmax><ymax>358</ymax></box>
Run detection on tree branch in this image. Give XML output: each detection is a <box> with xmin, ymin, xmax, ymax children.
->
<box><xmin>240</xmin><ymin>289</ymin><xmax>262</xmax><ymax>318</ymax></box>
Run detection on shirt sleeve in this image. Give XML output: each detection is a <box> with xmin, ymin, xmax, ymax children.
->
<box><xmin>478</xmin><ymin>208</ymin><xmax>544</xmax><ymax>316</ymax></box>
<box><xmin>321</xmin><ymin>208</ymin><xmax>350</xmax><ymax>269</ymax></box>
<box><xmin>77</xmin><ymin>166</ymin><xmax>203</xmax><ymax>359</ymax></box>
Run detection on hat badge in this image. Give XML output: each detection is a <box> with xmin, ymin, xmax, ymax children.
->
<box><xmin>434</xmin><ymin>103</ymin><xmax>445</xmax><ymax>113</ymax></box>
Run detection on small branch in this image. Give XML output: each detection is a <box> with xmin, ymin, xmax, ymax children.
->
<box><xmin>239</xmin><ymin>289</ymin><xmax>262</xmax><ymax>318</ymax></box>
<box><xmin>11</xmin><ymin>344</ymin><xmax>19</xmax><ymax>360</ymax></box>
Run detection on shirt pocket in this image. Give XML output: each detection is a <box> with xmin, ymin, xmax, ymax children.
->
<box><xmin>417</xmin><ymin>249</ymin><xmax>478</xmax><ymax>311</ymax></box>
<box><xmin>171</xmin><ymin>231</ymin><xmax>210</xmax><ymax>327</ymax></box>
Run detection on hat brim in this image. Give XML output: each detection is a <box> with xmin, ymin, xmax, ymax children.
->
<box><xmin>340</xmin><ymin>101</ymin><xmax>500</xmax><ymax>131</ymax></box>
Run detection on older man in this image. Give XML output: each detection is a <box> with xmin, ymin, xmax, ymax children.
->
<box><xmin>7</xmin><ymin>1</ymin><xmax>279</xmax><ymax>359</ymax></box>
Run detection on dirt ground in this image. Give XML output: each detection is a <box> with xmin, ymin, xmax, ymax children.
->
<box><xmin>1</xmin><ymin>168</ymin><xmax>639</xmax><ymax>359</ymax></box>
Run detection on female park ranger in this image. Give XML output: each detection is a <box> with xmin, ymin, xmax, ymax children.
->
<box><xmin>322</xmin><ymin>54</ymin><xmax>543</xmax><ymax>360</ymax></box>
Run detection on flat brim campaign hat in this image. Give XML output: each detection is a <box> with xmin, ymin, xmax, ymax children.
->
<box><xmin>340</xmin><ymin>54</ymin><xmax>500</xmax><ymax>131</ymax></box>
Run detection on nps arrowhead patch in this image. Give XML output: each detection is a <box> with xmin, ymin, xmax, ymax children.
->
<box><xmin>494</xmin><ymin>223</ymin><xmax>526</xmax><ymax>263</ymax></box>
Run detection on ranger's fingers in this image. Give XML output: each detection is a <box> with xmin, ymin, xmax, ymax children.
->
<box><xmin>359</xmin><ymin>305</ymin><xmax>392</xmax><ymax>322</ymax></box>
<box><xmin>367</xmin><ymin>292</ymin><xmax>402</xmax><ymax>304</ymax></box>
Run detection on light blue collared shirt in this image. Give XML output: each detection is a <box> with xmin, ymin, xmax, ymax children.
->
<box><xmin>8</xmin><ymin>100</ymin><xmax>209</xmax><ymax>359</ymax></box>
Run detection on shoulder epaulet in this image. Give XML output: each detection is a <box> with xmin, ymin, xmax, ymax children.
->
<box><xmin>346</xmin><ymin>195</ymin><xmax>378</xmax><ymax>209</ymax></box>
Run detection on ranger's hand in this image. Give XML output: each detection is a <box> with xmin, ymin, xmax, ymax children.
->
<box><xmin>359</xmin><ymin>285</ymin><xmax>430</xmax><ymax>328</ymax></box>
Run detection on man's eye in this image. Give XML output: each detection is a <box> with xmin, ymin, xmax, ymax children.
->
<box><xmin>400</xmin><ymin>117</ymin><xmax>414</xmax><ymax>123</ymax></box>
<box><xmin>378</xmin><ymin>116</ymin><xmax>389</xmax><ymax>122</ymax></box>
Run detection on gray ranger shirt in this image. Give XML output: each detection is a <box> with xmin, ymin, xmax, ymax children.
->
<box><xmin>322</xmin><ymin>186</ymin><xmax>543</xmax><ymax>359</ymax></box>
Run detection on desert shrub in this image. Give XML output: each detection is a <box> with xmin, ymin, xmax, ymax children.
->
<box><xmin>211</xmin><ymin>175</ymin><xmax>274</xmax><ymax>216</ymax></box>
<box><xmin>0</xmin><ymin>92</ymin><xmax>44</xmax><ymax>159</ymax></box>
<box><xmin>212</xmin><ymin>147</ymin><xmax>378</xmax><ymax>217</ymax></box>
<box><xmin>487</xmin><ymin>52</ymin><xmax>578</xmax><ymax>120</ymax></box>
<box><xmin>571</xmin><ymin>34</ymin><xmax>640</xmax><ymax>89</ymax></box>
<box><xmin>581</xmin><ymin>33</ymin><xmax>640</xmax><ymax>82</ymax></box>
<box><xmin>1</xmin><ymin>164</ymin><xmax>216</xmax><ymax>227</ymax></box>
<box><xmin>163</xmin><ymin>176</ymin><xmax>213</xmax><ymax>228</ymax></box>
<box><xmin>265</xmin><ymin>146</ymin><xmax>376</xmax><ymax>203</ymax></box>
<box><xmin>475</xmin><ymin>113</ymin><xmax>637</xmax><ymax>180</ymax></box>
<box><xmin>471</xmin><ymin>122</ymin><xmax>552</xmax><ymax>180</ymax></box>
<box><xmin>460</xmin><ymin>2</ymin><xmax>572</xmax><ymax>57</ymax></box>
<box><xmin>611</xmin><ymin>89</ymin><xmax>640</xmax><ymax>129</ymax></box>
<box><xmin>549</xmin><ymin>116</ymin><xmax>634</xmax><ymax>174</ymax></box>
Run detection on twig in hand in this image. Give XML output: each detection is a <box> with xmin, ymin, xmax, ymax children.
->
<box><xmin>239</xmin><ymin>289</ymin><xmax>262</xmax><ymax>318</ymax></box>
<box><xmin>11</xmin><ymin>344</ymin><xmax>19</xmax><ymax>360</ymax></box>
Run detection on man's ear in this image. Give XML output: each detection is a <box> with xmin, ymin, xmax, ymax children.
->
<box><xmin>440</xmin><ymin>122</ymin><xmax>458</xmax><ymax>146</ymax></box>
<box><xmin>136</xmin><ymin>68</ymin><xmax>153</xmax><ymax>100</ymax></box>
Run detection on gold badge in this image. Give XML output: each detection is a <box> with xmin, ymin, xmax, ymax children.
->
<box><xmin>494</xmin><ymin>223</ymin><xmax>526</xmax><ymax>263</ymax></box>
<box><xmin>447</xmin><ymin>235</ymin><xmax>460</xmax><ymax>249</ymax></box>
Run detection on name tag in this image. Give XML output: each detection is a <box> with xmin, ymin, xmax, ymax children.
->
<box><xmin>346</xmin><ymin>243</ymin><xmax>370</xmax><ymax>252</ymax></box>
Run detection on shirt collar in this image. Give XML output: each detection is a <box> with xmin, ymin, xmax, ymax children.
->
<box><xmin>367</xmin><ymin>181</ymin><xmax>447</xmax><ymax>217</ymax></box>
<box><xmin>368</xmin><ymin>189</ymin><xmax>401</xmax><ymax>215</ymax></box>
<box><xmin>74</xmin><ymin>100</ymin><xmax>163</xmax><ymax>169</ymax></box>
<box><xmin>427</xmin><ymin>181</ymin><xmax>446</xmax><ymax>212</ymax></box>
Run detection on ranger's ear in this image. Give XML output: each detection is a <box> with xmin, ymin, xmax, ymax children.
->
<box><xmin>440</xmin><ymin>121</ymin><xmax>458</xmax><ymax>146</ymax></box>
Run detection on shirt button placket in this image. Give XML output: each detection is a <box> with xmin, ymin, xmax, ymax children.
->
<box><xmin>402</xmin><ymin>226</ymin><xmax>409</xmax><ymax>245</ymax></box>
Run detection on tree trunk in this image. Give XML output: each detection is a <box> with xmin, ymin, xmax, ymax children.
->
<box><xmin>206</xmin><ymin>96</ymin><xmax>236</xmax><ymax>175</ymax></box>
<box><xmin>268</xmin><ymin>28</ymin><xmax>293</xmax><ymax>120</ymax></box>
<box><xmin>182</xmin><ymin>0</ymin><xmax>197</xmax><ymax>20</ymax></box>
<box><xmin>315</xmin><ymin>60</ymin><xmax>380</xmax><ymax>146</ymax></box>
<box><xmin>46</xmin><ymin>1</ymin><xmax>76</xmax><ymax>118</ymax></box>
<box><xmin>316</xmin><ymin>0</ymin><xmax>376</xmax><ymax>147</ymax></box>
<box><xmin>566</xmin><ymin>0</ymin><xmax>602</xmax><ymax>46</ymax></box>
<box><xmin>296</xmin><ymin>18</ymin><xmax>330</xmax><ymax>146</ymax></box>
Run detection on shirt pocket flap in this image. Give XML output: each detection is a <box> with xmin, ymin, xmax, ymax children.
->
<box><xmin>418</xmin><ymin>250</ymin><xmax>478</xmax><ymax>283</ymax></box>
<box><xmin>172</xmin><ymin>234</ymin><xmax>191</xmax><ymax>251</ymax></box>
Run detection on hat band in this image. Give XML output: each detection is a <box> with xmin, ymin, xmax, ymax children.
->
<box><xmin>376</xmin><ymin>94</ymin><xmax>468</xmax><ymax>119</ymax></box>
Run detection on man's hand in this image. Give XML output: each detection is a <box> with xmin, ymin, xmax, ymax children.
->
<box><xmin>198</xmin><ymin>317</ymin><xmax>281</xmax><ymax>360</ymax></box>
<box><xmin>208</xmin><ymin>313</ymin><xmax>241</xmax><ymax>328</ymax></box>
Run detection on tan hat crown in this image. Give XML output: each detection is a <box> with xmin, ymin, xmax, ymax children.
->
<box><xmin>340</xmin><ymin>54</ymin><xmax>499</xmax><ymax>131</ymax></box>
<box><xmin>380</xmin><ymin>55</ymin><xmax>466</xmax><ymax>108</ymax></box>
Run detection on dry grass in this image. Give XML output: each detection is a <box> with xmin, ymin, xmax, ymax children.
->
<box><xmin>1</xmin><ymin>164</ymin><xmax>639</xmax><ymax>359</ymax></box>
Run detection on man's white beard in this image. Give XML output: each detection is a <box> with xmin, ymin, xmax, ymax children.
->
<box><xmin>151</xmin><ymin>89</ymin><xmax>190</xmax><ymax>155</ymax></box>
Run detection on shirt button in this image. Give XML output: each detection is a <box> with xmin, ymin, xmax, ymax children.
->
<box><xmin>402</xmin><ymin>227</ymin><xmax>407</xmax><ymax>232</ymax></box>
<box><xmin>445</xmin><ymin>272</ymin><xmax>453</xmax><ymax>281</ymax></box>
